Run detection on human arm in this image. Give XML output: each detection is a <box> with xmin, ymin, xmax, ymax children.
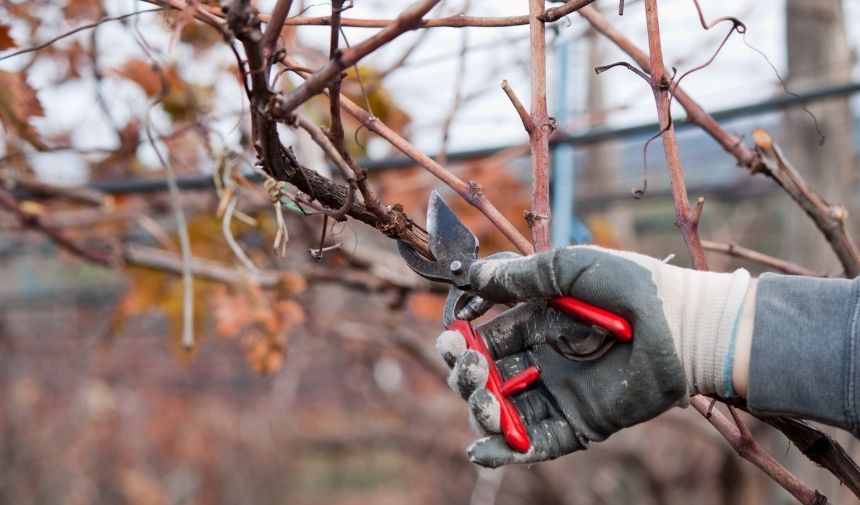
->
<box><xmin>725</xmin><ymin>271</ymin><xmax>860</xmax><ymax>432</ymax></box>
<box><xmin>745</xmin><ymin>273</ymin><xmax>860</xmax><ymax>433</ymax></box>
<box><xmin>732</xmin><ymin>279</ymin><xmax>754</xmax><ymax>399</ymax></box>
<box><xmin>438</xmin><ymin>246</ymin><xmax>860</xmax><ymax>467</ymax></box>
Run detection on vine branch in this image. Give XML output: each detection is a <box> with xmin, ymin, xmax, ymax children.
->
<box><xmin>579</xmin><ymin>5</ymin><xmax>860</xmax><ymax>277</ymax></box>
<box><xmin>701</xmin><ymin>240</ymin><xmax>827</xmax><ymax>277</ymax></box>
<box><xmin>643</xmin><ymin>0</ymin><xmax>707</xmax><ymax>268</ymax></box>
<box><xmin>501</xmin><ymin>80</ymin><xmax>534</xmax><ymax>131</ymax></box>
<box><xmin>185</xmin><ymin>0</ymin><xmax>598</xmax><ymax>29</ymax></box>
<box><xmin>280</xmin><ymin>55</ymin><xmax>534</xmax><ymax>255</ymax></box>
<box><xmin>689</xmin><ymin>397</ymin><xmax>828</xmax><ymax>505</ymax></box>
<box><xmin>261</xmin><ymin>0</ymin><xmax>294</xmax><ymax>60</ymax></box>
<box><xmin>0</xmin><ymin>188</ymin><xmax>116</xmax><ymax>266</ymax></box>
<box><xmin>526</xmin><ymin>0</ymin><xmax>553</xmax><ymax>252</ymax></box>
<box><xmin>641</xmin><ymin>2</ymin><xmax>827</xmax><ymax>503</ymax></box>
<box><xmin>270</xmin><ymin>0</ymin><xmax>441</xmax><ymax>117</ymax></box>
<box><xmin>323</xmin><ymin>0</ymin><xmax>386</xmax><ymax>222</ymax></box>
<box><xmin>225</xmin><ymin>0</ymin><xmax>431</xmax><ymax>258</ymax></box>
<box><xmin>750</xmin><ymin>129</ymin><xmax>860</xmax><ymax>276</ymax></box>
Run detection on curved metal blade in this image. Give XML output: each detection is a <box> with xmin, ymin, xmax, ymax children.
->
<box><xmin>396</xmin><ymin>240</ymin><xmax>451</xmax><ymax>283</ymax></box>
<box><xmin>396</xmin><ymin>191</ymin><xmax>480</xmax><ymax>288</ymax></box>
<box><xmin>427</xmin><ymin>190</ymin><xmax>479</xmax><ymax>262</ymax></box>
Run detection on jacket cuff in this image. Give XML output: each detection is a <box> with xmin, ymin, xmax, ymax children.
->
<box><xmin>748</xmin><ymin>273</ymin><xmax>860</xmax><ymax>434</ymax></box>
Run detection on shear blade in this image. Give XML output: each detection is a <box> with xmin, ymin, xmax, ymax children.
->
<box><xmin>396</xmin><ymin>240</ymin><xmax>451</xmax><ymax>283</ymax></box>
<box><xmin>427</xmin><ymin>190</ymin><xmax>479</xmax><ymax>262</ymax></box>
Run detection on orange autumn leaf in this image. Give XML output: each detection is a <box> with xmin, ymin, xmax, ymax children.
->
<box><xmin>117</xmin><ymin>268</ymin><xmax>168</xmax><ymax>317</ymax></box>
<box><xmin>60</xmin><ymin>40</ymin><xmax>88</xmax><ymax>79</ymax></box>
<box><xmin>212</xmin><ymin>280</ymin><xmax>303</xmax><ymax>374</ymax></box>
<box><xmin>278</xmin><ymin>271</ymin><xmax>307</xmax><ymax>297</ymax></box>
<box><xmin>63</xmin><ymin>0</ymin><xmax>102</xmax><ymax>20</ymax></box>
<box><xmin>212</xmin><ymin>285</ymin><xmax>249</xmax><ymax>339</ymax></box>
<box><xmin>0</xmin><ymin>25</ymin><xmax>16</xmax><ymax>50</ymax></box>
<box><xmin>108</xmin><ymin>267</ymin><xmax>215</xmax><ymax>363</ymax></box>
<box><xmin>244</xmin><ymin>330</ymin><xmax>286</xmax><ymax>375</ymax></box>
<box><xmin>276</xmin><ymin>299</ymin><xmax>306</xmax><ymax>326</ymax></box>
<box><xmin>0</xmin><ymin>71</ymin><xmax>47</xmax><ymax>149</ymax></box>
<box><xmin>106</xmin><ymin>267</ymin><xmax>169</xmax><ymax>347</ymax></box>
<box><xmin>113</xmin><ymin>58</ymin><xmax>164</xmax><ymax>97</ymax></box>
<box><xmin>113</xmin><ymin>59</ymin><xmax>205</xmax><ymax>122</ymax></box>
<box><xmin>178</xmin><ymin>21</ymin><xmax>222</xmax><ymax>52</ymax></box>
<box><xmin>92</xmin><ymin>120</ymin><xmax>144</xmax><ymax>178</ymax></box>
<box><xmin>162</xmin><ymin>7</ymin><xmax>221</xmax><ymax>54</ymax></box>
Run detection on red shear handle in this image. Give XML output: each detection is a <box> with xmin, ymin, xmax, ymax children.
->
<box><xmin>548</xmin><ymin>297</ymin><xmax>633</xmax><ymax>342</ymax></box>
<box><xmin>448</xmin><ymin>319</ymin><xmax>540</xmax><ymax>453</ymax></box>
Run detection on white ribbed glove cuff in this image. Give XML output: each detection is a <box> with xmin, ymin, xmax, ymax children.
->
<box><xmin>653</xmin><ymin>265</ymin><xmax>750</xmax><ymax>396</ymax></box>
<box><xmin>601</xmin><ymin>247</ymin><xmax>750</xmax><ymax>396</ymax></box>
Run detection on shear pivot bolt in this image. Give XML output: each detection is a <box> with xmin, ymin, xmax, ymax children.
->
<box><xmin>449</xmin><ymin>260</ymin><xmax>464</xmax><ymax>274</ymax></box>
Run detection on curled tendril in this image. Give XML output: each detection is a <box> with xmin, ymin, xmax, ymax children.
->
<box><xmin>595</xmin><ymin>1</ymin><xmax>826</xmax><ymax>200</ymax></box>
<box><xmin>636</xmin><ymin>66</ymin><xmax>677</xmax><ymax>199</ymax></box>
<box><xmin>741</xmin><ymin>37</ymin><xmax>825</xmax><ymax>146</ymax></box>
<box><xmin>595</xmin><ymin>61</ymin><xmax>650</xmax><ymax>83</ymax></box>
<box><xmin>680</xmin><ymin>0</ymin><xmax>824</xmax><ymax>145</ymax></box>
<box><xmin>594</xmin><ymin>62</ymin><xmax>674</xmax><ymax>200</ymax></box>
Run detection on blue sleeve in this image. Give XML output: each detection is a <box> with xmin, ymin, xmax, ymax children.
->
<box><xmin>747</xmin><ymin>273</ymin><xmax>860</xmax><ymax>435</ymax></box>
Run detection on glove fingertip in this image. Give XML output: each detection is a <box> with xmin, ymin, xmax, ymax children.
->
<box><xmin>468</xmin><ymin>389</ymin><xmax>501</xmax><ymax>434</ymax></box>
<box><xmin>448</xmin><ymin>350</ymin><xmax>488</xmax><ymax>400</ymax></box>
<box><xmin>468</xmin><ymin>419</ymin><xmax>585</xmax><ymax>468</ymax></box>
<box><xmin>467</xmin><ymin>436</ymin><xmax>519</xmax><ymax>468</ymax></box>
<box><xmin>436</xmin><ymin>330</ymin><xmax>467</xmax><ymax>368</ymax></box>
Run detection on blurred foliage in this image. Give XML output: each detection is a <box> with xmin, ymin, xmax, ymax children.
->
<box><xmin>112</xmin><ymin>58</ymin><xmax>210</xmax><ymax>123</ymax></box>
<box><xmin>340</xmin><ymin>66</ymin><xmax>411</xmax><ymax>156</ymax></box>
<box><xmin>0</xmin><ymin>70</ymin><xmax>47</xmax><ymax>150</ymax></box>
<box><xmin>0</xmin><ymin>24</ymin><xmax>16</xmax><ymax>50</ymax></box>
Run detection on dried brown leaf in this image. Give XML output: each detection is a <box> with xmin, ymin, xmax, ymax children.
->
<box><xmin>0</xmin><ymin>71</ymin><xmax>44</xmax><ymax>121</ymax></box>
<box><xmin>113</xmin><ymin>58</ymin><xmax>163</xmax><ymax>96</ymax></box>
<box><xmin>212</xmin><ymin>285</ymin><xmax>250</xmax><ymax>339</ymax></box>
<box><xmin>163</xmin><ymin>6</ymin><xmax>220</xmax><ymax>54</ymax></box>
<box><xmin>61</xmin><ymin>40</ymin><xmax>88</xmax><ymax>79</ymax></box>
<box><xmin>178</xmin><ymin>21</ymin><xmax>222</xmax><ymax>52</ymax></box>
<box><xmin>0</xmin><ymin>71</ymin><xmax>47</xmax><ymax>149</ymax></box>
<box><xmin>278</xmin><ymin>271</ymin><xmax>307</xmax><ymax>296</ymax></box>
<box><xmin>63</xmin><ymin>0</ymin><xmax>102</xmax><ymax>20</ymax></box>
<box><xmin>112</xmin><ymin>59</ymin><xmax>205</xmax><ymax>122</ymax></box>
<box><xmin>276</xmin><ymin>299</ymin><xmax>306</xmax><ymax>327</ymax></box>
<box><xmin>243</xmin><ymin>329</ymin><xmax>286</xmax><ymax>375</ymax></box>
<box><xmin>0</xmin><ymin>25</ymin><xmax>17</xmax><ymax>50</ymax></box>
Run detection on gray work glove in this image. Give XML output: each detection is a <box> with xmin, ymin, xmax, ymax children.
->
<box><xmin>437</xmin><ymin>246</ymin><xmax>752</xmax><ymax>467</ymax></box>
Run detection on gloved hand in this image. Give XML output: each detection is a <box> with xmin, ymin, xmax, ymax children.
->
<box><xmin>436</xmin><ymin>245</ymin><xmax>752</xmax><ymax>467</ymax></box>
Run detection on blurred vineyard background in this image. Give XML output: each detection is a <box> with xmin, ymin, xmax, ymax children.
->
<box><xmin>2</xmin><ymin>0</ymin><xmax>860</xmax><ymax>504</ymax></box>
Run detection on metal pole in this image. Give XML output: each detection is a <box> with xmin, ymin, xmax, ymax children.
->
<box><xmin>551</xmin><ymin>41</ymin><xmax>574</xmax><ymax>247</ymax></box>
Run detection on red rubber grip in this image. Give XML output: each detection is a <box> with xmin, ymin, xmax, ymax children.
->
<box><xmin>548</xmin><ymin>296</ymin><xmax>633</xmax><ymax>341</ymax></box>
<box><xmin>448</xmin><ymin>319</ymin><xmax>540</xmax><ymax>453</ymax></box>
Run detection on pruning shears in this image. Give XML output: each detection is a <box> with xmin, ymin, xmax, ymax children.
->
<box><xmin>397</xmin><ymin>191</ymin><xmax>633</xmax><ymax>453</ymax></box>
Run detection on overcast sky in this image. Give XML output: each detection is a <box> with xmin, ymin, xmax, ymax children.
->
<box><xmin>326</xmin><ymin>0</ymin><xmax>860</xmax><ymax>154</ymax></box>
